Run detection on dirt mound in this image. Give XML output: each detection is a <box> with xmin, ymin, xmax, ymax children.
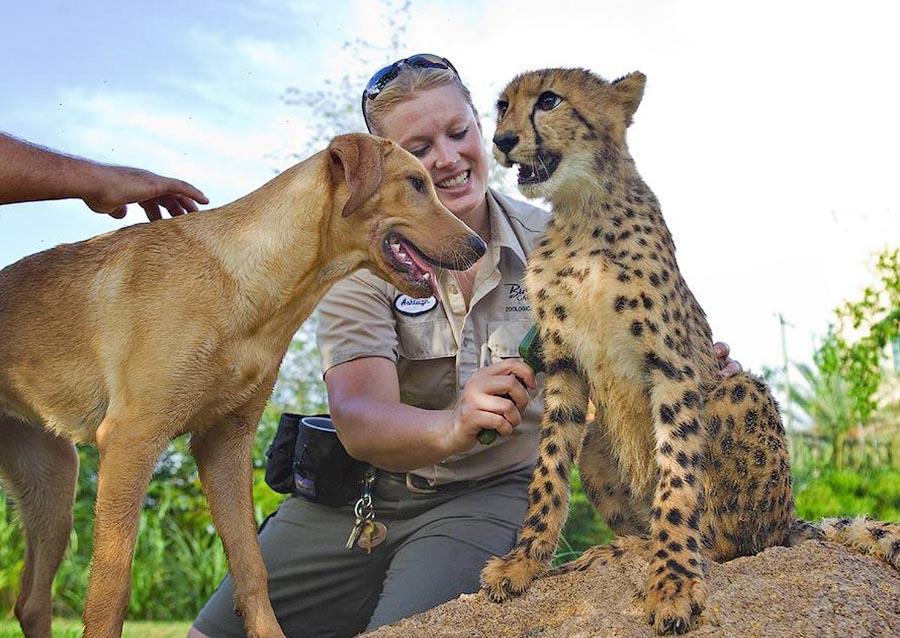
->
<box><xmin>368</xmin><ymin>541</ymin><xmax>899</xmax><ymax>637</ymax></box>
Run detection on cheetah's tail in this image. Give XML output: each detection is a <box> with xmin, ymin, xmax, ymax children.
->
<box><xmin>544</xmin><ymin>535</ymin><xmax>651</xmax><ymax>577</ymax></box>
<box><xmin>789</xmin><ymin>517</ymin><xmax>900</xmax><ymax>570</ymax></box>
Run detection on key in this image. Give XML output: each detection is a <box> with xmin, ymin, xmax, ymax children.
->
<box><xmin>358</xmin><ymin>520</ymin><xmax>388</xmax><ymax>552</ymax></box>
<box><xmin>345</xmin><ymin>517</ymin><xmax>365</xmax><ymax>551</ymax></box>
<box><xmin>357</xmin><ymin>520</ymin><xmax>377</xmax><ymax>554</ymax></box>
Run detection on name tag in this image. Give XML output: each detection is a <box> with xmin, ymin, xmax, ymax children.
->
<box><xmin>394</xmin><ymin>294</ymin><xmax>437</xmax><ymax>316</ymax></box>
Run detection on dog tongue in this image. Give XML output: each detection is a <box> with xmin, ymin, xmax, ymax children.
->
<box><xmin>402</xmin><ymin>239</ymin><xmax>441</xmax><ymax>303</ymax></box>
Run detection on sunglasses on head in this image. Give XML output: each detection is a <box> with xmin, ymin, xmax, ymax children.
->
<box><xmin>361</xmin><ymin>54</ymin><xmax>460</xmax><ymax>132</ymax></box>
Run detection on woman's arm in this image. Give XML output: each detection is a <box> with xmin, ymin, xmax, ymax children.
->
<box><xmin>326</xmin><ymin>356</ymin><xmax>536</xmax><ymax>472</ymax></box>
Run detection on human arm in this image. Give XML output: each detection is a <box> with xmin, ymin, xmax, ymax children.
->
<box><xmin>0</xmin><ymin>132</ymin><xmax>208</xmax><ymax>220</ymax></box>
<box><xmin>325</xmin><ymin>356</ymin><xmax>536</xmax><ymax>472</ymax></box>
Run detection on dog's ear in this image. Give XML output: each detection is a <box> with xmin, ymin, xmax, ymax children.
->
<box><xmin>328</xmin><ymin>134</ymin><xmax>384</xmax><ymax>218</ymax></box>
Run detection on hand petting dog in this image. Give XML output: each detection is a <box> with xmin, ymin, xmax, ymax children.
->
<box><xmin>0</xmin><ymin>132</ymin><xmax>208</xmax><ymax>221</ymax></box>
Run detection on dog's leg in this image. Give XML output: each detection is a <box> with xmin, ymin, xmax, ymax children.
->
<box><xmin>82</xmin><ymin>416</ymin><xmax>169</xmax><ymax>638</ymax></box>
<box><xmin>0</xmin><ymin>416</ymin><xmax>78</xmax><ymax>638</ymax></box>
<box><xmin>191</xmin><ymin>403</ymin><xmax>285</xmax><ymax>638</ymax></box>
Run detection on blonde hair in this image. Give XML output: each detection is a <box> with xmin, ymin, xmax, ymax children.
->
<box><xmin>364</xmin><ymin>64</ymin><xmax>478</xmax><ymax>135</ymax></box>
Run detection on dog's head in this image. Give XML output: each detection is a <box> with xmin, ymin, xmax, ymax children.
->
<box><xmin>327</xmin><ymin>133</ymin><xmax>485</xmax><ymax>300</ymax></box>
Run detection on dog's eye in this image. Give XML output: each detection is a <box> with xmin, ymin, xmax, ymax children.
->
<box><xmin>536</xmin><ymin>91</ymin><xmax>562</xmax><ymax>111</ymax></box>
<box><xmin>408</xmin><ymin>176</ymin><xmax>426</xmax><ymax>193</ymax></box>
<box><xmin>496</xmin><ymin>100</ymin><xmax>508</xmax><ymax>119</ymax></box>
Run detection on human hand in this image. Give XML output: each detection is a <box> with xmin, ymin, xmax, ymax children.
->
<box><xmin>714</xmin><ymin>341</ymin><xmax>743</xmax><ymax>378</ymax></box>
<box><xmin>444</xmin><ymin>360</ymin><xmax>537</xmax><ymax>455</ymax></box>
<box><xmin>83</xmin><ymin>164</ymin><xmax>208</xmax><ymax>221</ymax></box>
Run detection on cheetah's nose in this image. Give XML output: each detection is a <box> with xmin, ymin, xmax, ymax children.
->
<box><xmin>493</xmin><ymin>133</ymin><xmax>519</xmax><ymax>154</ymax></box>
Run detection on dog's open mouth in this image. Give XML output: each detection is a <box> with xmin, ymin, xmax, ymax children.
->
<box><xmin>515</xmin><ymin>150</ymin><xmax>561</xmax><ymax>185</ymax></box>
<box><xmin>383</xmin><ymin>232</ymin><xmax>441</xmax><ymax>301</ymax></box>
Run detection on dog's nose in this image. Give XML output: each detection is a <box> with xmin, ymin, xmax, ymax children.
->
<box><xmin>493</xmin><ymin>133</ymin><xmax>519</xmax><ymax>154</ymax></box>
<box><xmin>468</xmin><ymin>234</ymin><xmax>487</xmax><ymax>260</ymax></box>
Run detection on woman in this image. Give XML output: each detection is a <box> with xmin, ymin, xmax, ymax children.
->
<box><xmin>191</xmin><ymin>55</ymin><xmax>738</xmax><ymax>637</ymax></box>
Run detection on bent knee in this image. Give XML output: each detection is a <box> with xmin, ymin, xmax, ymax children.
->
<box><xmin>187</xmin><ymin>626</ymin><xmax>211</xmax><ymax>638</ymax></box>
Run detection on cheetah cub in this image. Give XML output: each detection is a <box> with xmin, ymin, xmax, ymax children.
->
<box><xmin>479</xmin><ymin>68</ymin><xmax>900</xmax><ymax>635</ymax></box>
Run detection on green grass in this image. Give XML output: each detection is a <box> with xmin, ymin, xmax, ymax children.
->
<box><xmin>0</xmin><ymin>619</ymin><xmax>190</xmax><ymax>638</ymax></box>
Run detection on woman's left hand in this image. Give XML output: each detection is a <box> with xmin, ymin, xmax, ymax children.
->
<box><xmin>714</xmin><ymin>341</ymin><xmax>743</xmax><ymax>378</ymax></box>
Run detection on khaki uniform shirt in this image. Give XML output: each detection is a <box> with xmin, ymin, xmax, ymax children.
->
<box><xmin>317</xmin><ymin>189</ymin><xmax>550</xmax><ymax>485</ymax></box>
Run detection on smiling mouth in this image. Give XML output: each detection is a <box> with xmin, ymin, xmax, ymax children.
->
<box><xmin>515</xmin><ymin>150</ymin><xmax>561</xmax><ymax>185</ymax></box>
<box><xmin>436</xmin><ymin>170</ymin><xmax>470</xmax><ymax>189</ymax></box>
<box><xmin>383</xmin><ymin>232</ymin><xmax>440</xmax><ymax>300</ymax></box>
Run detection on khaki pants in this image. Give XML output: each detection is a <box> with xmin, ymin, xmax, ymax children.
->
<box><xmin>192</xmin><ymin>466</ymin><xmax>531</xmax><ymax>637</ymax></box>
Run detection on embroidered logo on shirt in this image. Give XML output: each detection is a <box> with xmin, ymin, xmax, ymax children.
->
<box><xmin>394</xmin><ymin>294</ymin><xmax>438</xmax><ymax>316</ymax></box>
<box><xmin>504</xmin><ymin>283</ymin><xmax>531</xmax><ymax>313</ymax></box>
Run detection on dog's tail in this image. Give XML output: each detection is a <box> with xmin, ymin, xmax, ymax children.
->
<box><xmin>789</xmin><ymin>517</ymin><xmax>900</xmax><ymax>570</ymax></box>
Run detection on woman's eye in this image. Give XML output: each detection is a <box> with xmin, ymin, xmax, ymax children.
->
<box><xmin>537</xmin><ymin>91</ymin><xmax>562</xmax><ymax>111</ymax></box>
<box><xmin>450</xmin><ymin>128</ymin><xmax>469</xmax><ymax>140</ymax></box>
<box><xmin>496</xmin><ymin>100</ymin><xmax>508</xmax><ymax>118</ymax></box>
<box><xmin>410</xmin><ymin>147</ymin><xmax>428</xmax><ymax>158</ymax></box>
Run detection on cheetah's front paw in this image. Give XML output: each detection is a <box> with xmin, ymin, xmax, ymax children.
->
<box><xmin>480</xmin><ymin>549</ymin><xmax>547</xmax><ymax>602</ymax></box>
<box><xmin>643</xmin><ymin>571</ymin><xmax>708</xmax><ymax>635</ymax></box>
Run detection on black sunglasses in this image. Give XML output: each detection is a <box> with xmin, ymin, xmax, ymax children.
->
<box><xmin>361</xmin><ymin>54</ymin><xmax>460</xmax><ymax>132</ymax></box>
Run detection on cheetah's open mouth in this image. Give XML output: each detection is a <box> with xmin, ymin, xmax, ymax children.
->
<box><xmin>516</xmin><ymin>150</ymin><xmax>561</xmax><ymax>185</ymax></box>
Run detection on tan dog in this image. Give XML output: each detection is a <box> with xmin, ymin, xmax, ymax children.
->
<box><xmin>0</xmin><ymin>132</ymin><xmax>485</xmax><ymax>638</ymax></box>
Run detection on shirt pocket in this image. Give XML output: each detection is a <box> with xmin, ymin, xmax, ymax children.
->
<box><xmin>486</xmin><ymin>320</ymin><xmax>533</xmax><ymax>363</ymax></box>
<box><xmin>397</xmin><ymin>318</ymin><xmax>458</xmax><ymax>360</ymax></box>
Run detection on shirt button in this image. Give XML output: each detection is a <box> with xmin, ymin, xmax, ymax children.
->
<box><xmin>449</xmin><ymin>285</ymin><xmax>459</xmax><ymax>295</ymax></box>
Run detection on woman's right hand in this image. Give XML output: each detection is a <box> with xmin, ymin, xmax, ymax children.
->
<box><xmin>442</xmin><ymin>359</ymin><xmax>537</xmax><ymax>455</ymax></box>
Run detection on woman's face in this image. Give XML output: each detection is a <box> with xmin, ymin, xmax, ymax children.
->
<box><xmin>377</xmin><ymin>84</ymin><xmax>489</xmax><ymax>220</ymax></box>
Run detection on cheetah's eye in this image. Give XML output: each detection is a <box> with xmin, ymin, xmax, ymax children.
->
<box><xmin>496</xmin><ymin>100</ymin><xmax>508</xmax><ymax>119</ymax></box>
<box><xmin>536</xmin><ymin>91</ymin><xmax>562</xmax><ymax>111</ymax></box>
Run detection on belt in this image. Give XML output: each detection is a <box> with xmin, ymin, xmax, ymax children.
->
<box><xmin>380</xmin><ymin>471</ymin><xmax>480</xmax><ymax>495</ymax></box>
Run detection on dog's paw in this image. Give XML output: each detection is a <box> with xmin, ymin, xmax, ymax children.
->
<box><xmin>643</xmin><ymin>570</ymin><xmax>707</xmax><ymax>635</ymax></box>
<box><xmin>480</xmin><ymin>549</ymin><xmax>546</xmax><ymax>602</ymax></box>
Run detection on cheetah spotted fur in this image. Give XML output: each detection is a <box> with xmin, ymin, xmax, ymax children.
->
<box><xmin>478</xmin><ymin>67</ymin><xmax>900</xmax><ymax>635</ymax></box>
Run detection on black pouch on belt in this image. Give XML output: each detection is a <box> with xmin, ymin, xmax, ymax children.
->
<box><xmin>264</xmin><ymin>413</ymin><xmax>368</xmax><ymax>506</ymax></box>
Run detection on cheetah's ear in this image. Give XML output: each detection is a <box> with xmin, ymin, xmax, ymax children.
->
<box><xmin>611</xmin><ymin>71</ymin><xmax>646</xmax><ymax>127</ymax></box>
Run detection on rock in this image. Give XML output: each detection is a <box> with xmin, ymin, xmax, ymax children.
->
<box><xmin>368</xmin><ymin>541</ymin><xmax>900</xmax><ymax>637</ymax></box>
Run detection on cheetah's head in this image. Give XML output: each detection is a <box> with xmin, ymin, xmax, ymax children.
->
<box><xmin>492</xmin><ymin>68</ymin><xmax>646</xmax><ymax>203</ymax></box>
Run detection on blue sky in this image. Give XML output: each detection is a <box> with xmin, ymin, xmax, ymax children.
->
<box><xmin>1</xmin><ymin>0</ymin><xmax>898</xmax><ymax>386</ymax></box>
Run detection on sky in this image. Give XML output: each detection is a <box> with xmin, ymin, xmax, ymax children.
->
<box><xmin>1</xmin><ymin>0</ymin><xmax>898</xmax><ymax>395</ymax></box>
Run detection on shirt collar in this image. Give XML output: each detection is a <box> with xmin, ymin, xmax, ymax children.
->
<box><xmin>486</xmin><ymin>189</ymin><xmax>528</xmax><ymax>268</ymax></box>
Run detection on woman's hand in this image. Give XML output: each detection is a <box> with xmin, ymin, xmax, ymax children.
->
<box><xmin>714</xmin><ymin>341</ymin><xmax>743</xmax><ymax>378</ymax></box>
<box><xmin>442</xmin><ymin>359</ymin><xmax>537</xmax><ymax>456</ymax></box>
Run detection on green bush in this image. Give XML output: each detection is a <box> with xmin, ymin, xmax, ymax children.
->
<box><xmin>794</xmin><ymin>467</ymin><xmax>900</xmax><ymax>522</ymax></box>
